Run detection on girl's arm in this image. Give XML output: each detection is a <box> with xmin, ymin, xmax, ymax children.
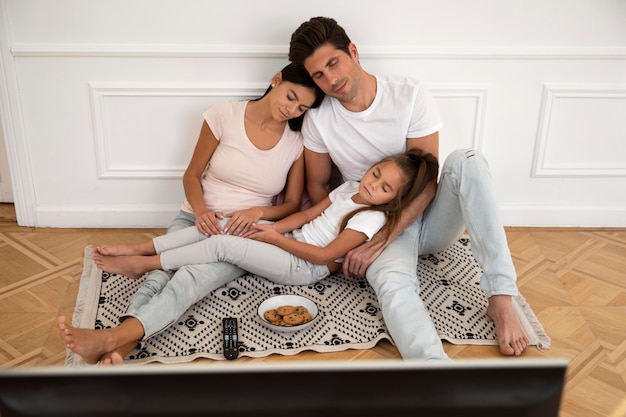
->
<box><xmin>246</xmin><ymin>226</ymin><xmax>368</xmax><ymax>268</ymax></box>
<box><xmin>269</xmin><ymin>196</ymin><xmax>332</xmax><ymax>234</ymax></box>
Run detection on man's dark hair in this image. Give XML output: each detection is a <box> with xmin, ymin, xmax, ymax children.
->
<box><xmin>289</xmin><ymin>17</ymin><xmax>352</xmax><ymax>69</ymax></box>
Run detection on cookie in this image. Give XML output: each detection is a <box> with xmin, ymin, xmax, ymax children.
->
<box><xmin>276</xmin><ymin>305</ymin><xmax>296</xmax><ymax>316</ymax></box>
<box><xmin>264</xmin><ymin>309</ymin><xmax>281</xmax><ymax>322</ymax></box>
<box><xmin>283</xmin><ymin>313</ymin><xmax>305</xmax><ymax>325</ymax></box>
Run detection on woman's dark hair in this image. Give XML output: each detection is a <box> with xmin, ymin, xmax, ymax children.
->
<box><xmin>255</xmin><ymin>63</ymin><xmax>324</xmax><ymax>131</ymax></box>
<box><xmin>340</xmin><ymin>149</ymin><xmax>440</xmax><ymax>239</ymax></box>
<box><xmin>289</xmin><ymin>17</ymin><xmax>352</xmax><ymax>69</ymax></box>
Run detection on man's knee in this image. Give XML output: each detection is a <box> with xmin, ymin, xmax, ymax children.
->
<box><xmin>367</xmin><ymin>262</ymin><xmax>419</xmax><ymax>294</ymax></box>
<box><xmin>443</xmin><ymin>149</ymin><xmax>489</xmax><ymax>173</ymax></box>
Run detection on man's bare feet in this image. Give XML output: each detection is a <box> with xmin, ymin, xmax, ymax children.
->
<box><xmin>486</xmin><ymin>295</ymin><xmax>529</xmax><ymax>356</ymax></box>
<box><xmin>92</xmin><ymin>253</ymin><xmax>161</xmax><ymax>279</ymax></box>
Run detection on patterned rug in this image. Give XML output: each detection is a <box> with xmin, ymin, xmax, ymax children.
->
<box><xmin>66</xmin><ymin>237</ymin><xmax>550</xmax><ymax>366</ymax></box>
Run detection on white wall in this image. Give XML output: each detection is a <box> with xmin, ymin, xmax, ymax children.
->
<box><xmin>1</xmin><ymin>0</ymin><xmax>625</xmax><ymax>227</ymax></box>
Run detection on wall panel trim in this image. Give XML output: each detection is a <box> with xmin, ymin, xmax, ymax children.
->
<box><xmin>11</xmin><ymin>44</ymin><xmax>626</xmax><ymax>60</ymax></box>
<box><xmin>89</xmin><ymin>81</ymin><xmax>266</xmax><ymax>179</ymax></box>
<box><xmin>532</xmin><ymin>83</ymin><xmax>626</xmax><ymax>178</ymax></box>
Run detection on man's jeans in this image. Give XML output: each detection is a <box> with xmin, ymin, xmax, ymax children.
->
<box><xmin>366</xmin><ymin>149</ymin><xmax>518</xmax><ymax>360</ymax></box>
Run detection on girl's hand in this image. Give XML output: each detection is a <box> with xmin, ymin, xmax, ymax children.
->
<box><xmin>195</xmin><ymin>211</ymin><xmax>224</xmax><ymax>236</ymax></box>
<box><xmin>223</xmin><ymin>207</ymin><xmax>264</xmax><ymax>236</ymax></box>
<box><xmin>243</xmin><ymin>223</ymin><xmax>280</xmax><ymax>244</ymax></box>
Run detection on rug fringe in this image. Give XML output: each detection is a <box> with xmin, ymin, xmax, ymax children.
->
<box><xmin>514</xmin><ymin>294</ymin><xmax>551</xmax><ymax>350</ymax></box>
<box><xmin>65</xmin><ymin>245</ymin><xmax>97</xmax><ymax>367</ymax></box>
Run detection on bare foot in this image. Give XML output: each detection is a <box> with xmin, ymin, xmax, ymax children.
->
<box><xmin>98</xmin><ymin>346</ymin><xmax>133</xmax><ymax>366</ymax></box>
<box><xmin>487</xmin><ymin>295</ymin><xmax>530</xmax><ymax>356</ymax></box>
<box><xmin>57</xmin><ymin>316</ymin><xmax>116</xmax><ymax>364</ymax></box>
<box><xmin>93</xmin><ymin>241</ymin><xmax>155</xmax><ymax>257</ymax></box>
<box><xmin>92</xmin><ymin>253</ymin><xmax>160</xmax><ymax>279</ymax></box>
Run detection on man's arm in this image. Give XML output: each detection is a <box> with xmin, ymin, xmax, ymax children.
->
<box><xmin>341</xmin><ymin>131</ymin><xmax>440</xmax><ymax>277</ymax></box>
<box><xmin>304</xmin><ymin>148</ymin><xmax>333</xmax><ymax>204</ymax></box>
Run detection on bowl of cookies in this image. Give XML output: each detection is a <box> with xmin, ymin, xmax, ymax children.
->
<box><xmin>257</xmin><ymin>294</ymin><xmax>319</xmax><ymax>333</ymax></box>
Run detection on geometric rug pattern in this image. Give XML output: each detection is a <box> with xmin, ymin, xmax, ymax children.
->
<box><xmin>66</xmin><ymin>237</ymin><xmax>549</xmax><ymax>366</ymax></box>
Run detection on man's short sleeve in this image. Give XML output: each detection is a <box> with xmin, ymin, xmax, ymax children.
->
<box><xmin>407</xmin><ymin>83</ymin><xmax>443</xmax><ymax>139</ymax></box>
<box><xmin>302</xmin><ymin>109</ymin><xmax>329</xmax><ymax>153</ymax></box>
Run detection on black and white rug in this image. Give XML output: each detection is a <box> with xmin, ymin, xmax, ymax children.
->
<box><xmin>66</xmin><ymin>237</ymin><xmax>550</xmax><ymax>366</ymax></box>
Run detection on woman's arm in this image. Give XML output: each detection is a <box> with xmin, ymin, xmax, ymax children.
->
<box><xmin>183</xmin><ymin>121</ymin><xmax>224</xmax><ymax>235</ymax></box>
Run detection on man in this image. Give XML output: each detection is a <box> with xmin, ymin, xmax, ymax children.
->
<box><xmin>289</xmin><ymin>16</ymin><xmax>529</xmax><ymax>360</ymax></box>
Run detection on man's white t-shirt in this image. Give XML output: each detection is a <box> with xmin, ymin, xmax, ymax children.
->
<box><xmin>302</xmin><ymin>75</ymin><xmax>443</xmax><ymax>181</ymax></box>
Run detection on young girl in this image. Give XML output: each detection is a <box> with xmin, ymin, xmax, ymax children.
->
<box><xmin>94</xmin><ymin>149</ymin><xmax>439</xmax><ymax>284</ymax></box>
<box><xmin>58</xmin><ymin>149</ymin><xmax>438</xmax><ymax>365</ymax></box>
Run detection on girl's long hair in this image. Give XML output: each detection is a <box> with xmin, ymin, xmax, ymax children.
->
<box><xmin>339</xmin><ymin>149</ymin><xmax>439</xmax><ymax>238</ymax></box>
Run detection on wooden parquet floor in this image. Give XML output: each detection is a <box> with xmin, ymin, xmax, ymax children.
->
<box><xmin>0</xmin><ymin>203</ymin><xmax>625</xmax><ymax>417</ymax></box>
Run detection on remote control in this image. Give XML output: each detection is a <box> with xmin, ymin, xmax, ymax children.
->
<box><xmin>222</xmin><ymin>317</ymin><xmax>239</xmax><ymax>360</ymax></box>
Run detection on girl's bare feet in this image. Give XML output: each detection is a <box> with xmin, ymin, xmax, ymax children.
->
<box><xmin>92</xmin><ymin>253</ymin><xmax>161</xmax><ymax>279</ymax></box>
<box><xmin>93</xmin><ymin>240</ymin><xmax>156</xmax><ymax>257</ymax></box>
<box><xmin>487</xmin><ymin>295</ymin><xmax>530</xmax><ymax>356</ymax></box>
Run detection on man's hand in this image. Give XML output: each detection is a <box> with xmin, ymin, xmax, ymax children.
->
<box><xmin>341</xmin><ymin>237</ymin><xmax>387</xmax><ymax>278</ymax></box>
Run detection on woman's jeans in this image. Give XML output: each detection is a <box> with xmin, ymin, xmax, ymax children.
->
<box><xmin>366</xmin><ymin>149</ymin><xmax>519</xmax><ymax>360</ymax></box>
<box><xmin>124</xmin><ymin>211</ymin><xmax>247</xmax><ymax>339</ymax></box>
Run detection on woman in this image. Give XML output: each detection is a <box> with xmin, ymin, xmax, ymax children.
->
<box><xmin>69</xmin><ymin>63</ymin><xmax>323</xmax><ymax>364</ymax></box>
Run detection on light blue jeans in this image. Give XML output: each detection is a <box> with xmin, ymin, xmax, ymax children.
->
<box><xmin>366</xmin><ymin>149</ymin><xmax>519</xmax><ymax>360</ymax></box>
<box><xmin>124</xmin><ymin>211</ymin><xmax>246</xmax><ymax>339</ymax></box>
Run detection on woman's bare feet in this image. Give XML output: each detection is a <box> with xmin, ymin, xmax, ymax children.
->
<box><xmin>98</xmin><ymin>352</ymin><xmax>125</xmax><ymax>366</ymax></box>
<box><xmin>92</xmin><ymin>253</ymin><xmax>162</xmax><ymax>279</ymax></box>
<box><xmin>486</xmin><ymin>295</ymin><xmax>530</xmax><ymax>356</ymax></box>
<box><xmin>98</xmin><ymin>343</ymin><xmax>136</xmax><ymax>366</ymax></box>
<box><xmin>57</xmin><ymin>316</ymin><xmax>117</xmax><ymax>364</ymax></box>
<box><xmin>57</xmin><ymin>315</ymin><xmax>145</xmax><ymax>365</ymax></box>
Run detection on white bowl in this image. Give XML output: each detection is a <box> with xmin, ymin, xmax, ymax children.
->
<box><xmin>257</xmin><ymin>294</ymin><xmax>319</xmax><ymax>333</ymax></box>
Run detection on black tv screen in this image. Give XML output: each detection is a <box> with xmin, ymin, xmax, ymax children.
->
<box><xmin>0</xmin><ymin>358</ymin><xmax>567</xmax><ymax>417</ymax></box>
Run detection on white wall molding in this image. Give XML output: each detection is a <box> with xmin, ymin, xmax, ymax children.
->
<box><xmin>430</xmin><ymin>84</ymin><xmax>489</xmax><ymax>156</ymax></box>
<box><xmin>35</xmin><ymin>203</ymin><xmax>180</xmax><ymax>228</ymax></box>
<box><xmin>10</xmin><ymin>43</ymin><xmax>626</xmax><ymax>60</ymax></box>
<box><xmin>33</xmin><ymin>202</ymin><xmax>626</xmax><ymax>229</ymax></box>
<box><xmin>502</xmin><ymin>204</ymin><xmax>626</xmax><ymax>228</ymax></box>
<box><xmin>532</xmin><ymin>83</ymin><xmax>626</xmax><ymax>178</ymax></box>
<box><xmin>89</xmin><ymin>82</ymin><xmax>266</xmax><ymax>179</ymax></box>
<box><xmin>0</xmin><ymin>1</ymin><xmax>36</xmax><ymax>223</ymax></box>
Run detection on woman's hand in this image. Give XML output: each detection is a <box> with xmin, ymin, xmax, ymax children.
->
<box><xmin>195</xmin><ymin>211</ymin><xmax>225</xmax><ymax>236</ymax></box>
<box><xmin>223</xmin><ymin>207</ymin><xmax>264</xmax><ymax>236</ymax></box>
